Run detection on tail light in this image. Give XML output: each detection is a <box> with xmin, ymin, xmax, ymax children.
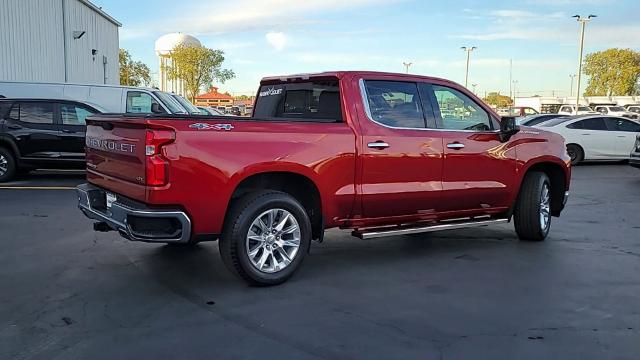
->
<box><xmin>145</xmin><ymin>129</ymin><xmax>175</xmax><ymax>186</ymax></box>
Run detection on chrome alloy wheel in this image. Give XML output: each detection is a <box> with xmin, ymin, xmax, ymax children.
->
<box><xmin>0</xmin><ymin>154</ymin><xmax>7</xmax><ymax>176</ymax></box>
<box><xmin>539</xmin><ymin>183</ymin><xmax>551</xmax><ymax>231</ymax></box>
<box><xmin>245</xmin><ymin>208</ymin><xmax>301</xmax><ymax>273</ymax></box>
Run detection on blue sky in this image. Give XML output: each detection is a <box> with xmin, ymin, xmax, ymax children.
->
<box><xmin>95</xmin><ymin>0</ymin><xmax>639</xmax><ymax>96</ymax></box>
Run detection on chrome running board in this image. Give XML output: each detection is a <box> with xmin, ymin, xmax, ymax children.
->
<box><xmin>352</xmin><ymin>218</ymin><xmax>509</xmax><ymax>240</ymax></box>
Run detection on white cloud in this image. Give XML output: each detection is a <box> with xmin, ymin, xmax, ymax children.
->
<box><xmin>159</xmin><ymin>0</ymin><xmax>399</xmax><ymax>35</ymax></box>
<box><xmin>449</xmin><ymin>58</ymin><xmax>573</xmax><ymax>70</ymax></box>
<box><xmin>120</xmin><ymin>27</ymin><xmax>150</xmax><ymax>40</ymax></box>
<box><xmin>455</xmin><ymin>23</ymin><xmax>640</xmax><ymax>48</ymax></box>
<box><xmin>265</xmin><ymin>32</ymin><xmax>287</xmax><ymax>51</ymax></box>
<box><xmin>491</xmin><ymin>10</ymin><xmax>536</xmax><ymax>18</ymax></box>
<box><xmin>526</xmin><ymin>0</ymin><xmax>611</xmax><ymax>4</ymax></box>
<box><xmin>292</xmin><ymin>52</ymin><xmax>386</xmax><ymax>65</ymax></box>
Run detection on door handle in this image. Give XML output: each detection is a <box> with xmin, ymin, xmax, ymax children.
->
<box><xmin>447</xmin><ymin>142</ymin><xmax>465</xmax><ymax>150</ymax></box>
<box><xmin>617</xmin><ymin>135</ymin><xmax>626</xmax><ymax>138</ymax></box>
<box><xmin>367</xmin><ymin>141</ymin><xmax>389</xmax><ymax>150</ymax></box>
<box><xmin>581</xmin><ymin>133</ymin><xmax>591</xmax><ymax>136</ymax></box>
<box><xmin>61</xmin><ymin>129</ymin><xmax>76</xmax><ymax>133</ymax></box>
<box><xmin>7</xmin><ymin>124</ymin><xmax>21</xmax><ymax>130</ymax></box>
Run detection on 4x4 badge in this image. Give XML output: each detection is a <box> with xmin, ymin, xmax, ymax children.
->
<box><xmin>189</xmin><ymin>123</ymin><xmax>234</xmax><ymax>131</ymax></box>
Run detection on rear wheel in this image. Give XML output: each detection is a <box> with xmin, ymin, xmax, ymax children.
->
<box><xmin>514</xmin><ymin>172</ymin><xmax>551</xmax><ymax>241</ymax></box>
<box><xmin>219</xmin><ymin>191</ymin><xmax>311</xmax><ymax>286</ymax></box>
<box><xmin>566</xmin><ymin>144</ymin><xmax>583</xmax><ymax>165</ymax></box>
<box><xmin>0</xmin><ymin>147</ymin><xmax>17</xmax><ymax>183</ymax></box>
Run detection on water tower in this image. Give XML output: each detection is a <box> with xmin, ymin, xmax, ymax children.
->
<box><xmin>154</xmin><ymin>33</ymin><xmax>201</xmax><ymax>96</ymax></box>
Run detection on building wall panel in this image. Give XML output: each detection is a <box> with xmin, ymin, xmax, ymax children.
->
<box><xmin>0</xmin><ymin>0</ymin><xmax>119</xmax><ymax>85</ymax></box>
<box><xmin>64</xmin><ymin>0</ymin><xmax>119</xmax><ymax>84</ymax></box>
<box><xmin>0</xmin><ymin>0</ymin><xmax>65</xmax><ymax>82</ymax></box>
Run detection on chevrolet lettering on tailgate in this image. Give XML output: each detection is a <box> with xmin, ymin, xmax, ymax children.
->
<box><xmin>86</xmin><ymin>137</ymin><xmax>136</xmax><ymax>153</ymax></box>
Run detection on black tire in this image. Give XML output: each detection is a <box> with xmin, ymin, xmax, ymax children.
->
<box><xmin>514</xmin><ymin>172</ymin><xmax>551</xmax><ymax>242</ymax></box>
<box><xmin>219</xmin><ymin>190</ymin><xmax>312</xmax><ymax>286</ymax></box>
<box><xmin>566</xmin><ymin>144</ymin><xmax>584</xmax><ymax>165</ymax></box>
<box><xmin>0</xmin><ymin>147</ymin><xmax>17</xmax><ymax>183</ymax></box>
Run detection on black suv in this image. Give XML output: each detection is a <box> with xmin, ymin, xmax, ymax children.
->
<box><xmin>0</xmin><ymin>99</ymin><xmax>101</xmax><ymax>182</ymax></box>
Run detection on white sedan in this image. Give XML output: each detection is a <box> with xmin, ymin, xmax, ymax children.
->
<box><xmin>534</xmin><ymin>115</ymin><xmax>640</xmax><ymax>165</ymax></box>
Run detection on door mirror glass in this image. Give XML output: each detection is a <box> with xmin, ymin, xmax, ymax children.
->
<box><xmin>499</xmin><ymin>116</ymin><xmax>519</xmax><ymax>142</ymax></box>
<box><xmin>151</xmin><ymin>102</ymin><xmax>163</xmax><ymax>114</ymax></box>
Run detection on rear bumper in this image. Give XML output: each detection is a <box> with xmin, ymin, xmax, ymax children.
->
<box><xmin>76</xmin><ymin>183</ymin><xmax>192</xmax><ymax>243</ymax></box>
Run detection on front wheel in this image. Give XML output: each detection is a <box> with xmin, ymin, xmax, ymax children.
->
<box><xmin>219</xmin><ymin>191</ymin><xmax>311</xmax><ymax>286</ymax></box>
<box><xmin>514</xmin><ymin>172</ymin><xmax>551</xmax><ymax>241</ymax></box>
<box><xmin>566</xmin><ymin>144</ymin><xmax>583</xmax><ymax>165</ymax></box>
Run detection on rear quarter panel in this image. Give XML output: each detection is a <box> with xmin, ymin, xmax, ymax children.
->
<box><xmin>146</xmin><ymin>119</ymin><xmax>357</xmax><ymax>235</ymax></box>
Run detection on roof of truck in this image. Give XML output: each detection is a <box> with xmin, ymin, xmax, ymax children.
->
<box><xmin>260</xmin><ymin>71</ymin><xmax>459</xmax><ymax>85</ymax></box>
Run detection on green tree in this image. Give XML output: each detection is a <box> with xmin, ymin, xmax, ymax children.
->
<box><xmin>483</xmin><ymin>92</ymin><xmax>512</xmax><ymax>108</ymax></box>
<box><xmin>119</xmin><ymin>49</ymin><xmax>152</xmax><ymax>87</ymax></box>
<box><xmin>583</xmin><ymin>48</ymin><xmax>640</xmax><ymax>96</ymax></box>
<box><xmin>165</xmin><ymin>44</ymin><xmax>235</xmax><ymax>102</ymax></box>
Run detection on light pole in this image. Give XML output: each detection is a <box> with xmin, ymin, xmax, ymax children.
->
<box><xmin>403</xmin><ymin>62</ymin><xmax>413</xmax><ymax>74</ymax></box>
<box><xmin>573</xmin><ymin>15</ymin><xmax>596</xmax><ymax>109</ymax></box>
<box><xmin>569</xmin><ymin>74</ymin><xmax>577</xmax><ymax>96</ymax></box>
<box><xmin>472</xmin><ymin>83</ymin><xmax>478</xmax><ymax>95</ymax></box>
<box><xmin>461</xmin><ymin>46</ymin><xmax>476</xmax><ymax>88</ymax></box>
<box><xmin>512</xmin><ymin>80</ymin><xmax>518</xmax><ymax>105</ymax></box>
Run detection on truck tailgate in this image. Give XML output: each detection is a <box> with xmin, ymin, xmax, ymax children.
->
<box><xmin>85</xmin><ymin>116</ymin><xmax>168</xmax><ymax>202</ymax></box>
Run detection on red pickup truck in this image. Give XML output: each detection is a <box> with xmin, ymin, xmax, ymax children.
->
<box><xmin>77</xmin><ymin>71</ymin><xmax>571</xmax><ymax>285</ymax></box>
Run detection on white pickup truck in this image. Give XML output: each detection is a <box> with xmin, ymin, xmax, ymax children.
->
<box><xmin>593</xmin><ymin>105</ymin><xmax>639</xmax><ymax>119</ymax></box>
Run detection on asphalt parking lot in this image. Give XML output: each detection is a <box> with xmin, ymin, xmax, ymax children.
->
<box><xmin>1</xmin><ymin>165</ymin><xmax>639</xmax><ymax>360</ymax></box>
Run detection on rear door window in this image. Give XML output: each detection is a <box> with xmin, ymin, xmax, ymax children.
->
<box><xmin>253</xmin><ymin>80</ymin><xmax>342</xmax><ymax>122</ymax></box>
<box><xmin>13</xmin><ymin>102</ymin><xmax>55</xmax><ymax>124</ymax></box>
<box><xmin>0</xmin><ymin>102</ymin><xmax>12</xmax><ymax>119</ymax></box>
<box><xmin>362</xmin><ymin>80</ymin><xmax>427</xmax><ymax>129</ymax></box>
<box><xmin>567</xmin><ymin>118</ymin><xmax>607</xmax><ymax>130</ymax></box>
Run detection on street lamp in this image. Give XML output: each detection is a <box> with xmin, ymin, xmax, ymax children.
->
<box><xmin>573</xmin><ymin>15</ymin><xmax>596</xmax><ymax>109</ymax></box>
<box><xmin>569</xmin><ymin>74</ymin><xmax>577</xmax><ymax>96</ymax></box>
<box><xmin>403</xmin><ymin>62</ymin><xmax>413</xmax><ymax>74</ymax></box>
<box><xmin>461</xmin><ymin>46</ymin><xmax>477</xmax><ymax>88</ymax></box>
<box><xmin>472</xmin><ymin>83</ymin><xmax>478</xmax><ymax>94</ymax></box>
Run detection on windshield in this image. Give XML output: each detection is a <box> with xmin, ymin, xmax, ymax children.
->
<box><xmin>609</xmin><ymin>106</ymin><xmax>625</xmax><ymax>112</ymax></box>
<box><xmin>539</xmin><ymin>117</ymin><xmax>571</xmax><ymax>127</ymax></box>
<box><xmin>578</xmin><ymin>106</ymin><xmax>592</xmax><ymax>112</ymax></box>
<box><xmin>521</xmin><ymin>115</ymin><xmax>558</xmax><ymax>126</ymax></box>
<box><xmin>172</xmin><ymin>94</ymin><xmax>200</xmax><ymax>114</ymax></box>
<box><xmin>153</xmin><ymin>91</ymin><xmax>187</xmax><ymax>114</ymax></box>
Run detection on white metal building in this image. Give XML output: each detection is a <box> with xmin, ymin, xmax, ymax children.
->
<box><xmin>0</xmin><ymin>0</ymin><xmax>121</xmax><ymax>85</ymax></box>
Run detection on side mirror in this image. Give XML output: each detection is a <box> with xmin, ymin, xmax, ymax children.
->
<box><xmin>499</xmin><ymin>116</ymin><xmax>520</xmax><ymax>142</ymax></box>
<box><xmin>151</xmin><ymin>103</ymin><xmax>164</xmax><ymax>114</ymax></box>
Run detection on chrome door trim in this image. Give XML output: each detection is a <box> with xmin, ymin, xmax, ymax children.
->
<box><xmin>358</xmin><ymin>79</ymin><xmax>501</xmax><ymax>134</ymax></box>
